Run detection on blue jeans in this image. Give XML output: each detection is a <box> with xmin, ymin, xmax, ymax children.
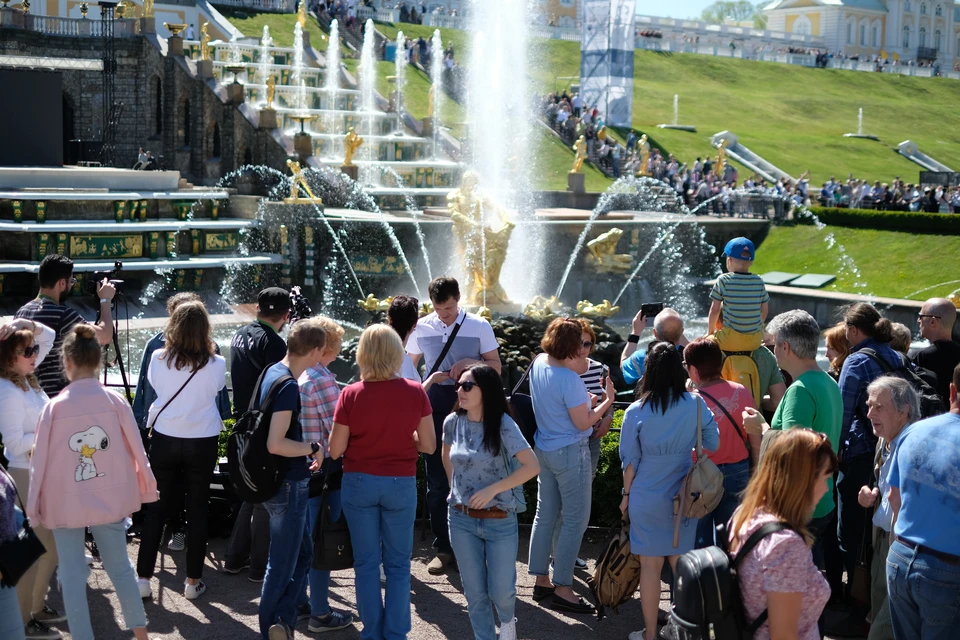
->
<box><xmin>528</xmin><ymin>439</ymin><xmax>592</xmax><ymax>587</ymax></box>
<box><xmin>695</xmin><ymin>458</ymin><xmax>750</xmax><ymax>548</ymax></box>
<box><xmin>341</xmin><ymin>472</ymin><xmax>417</xmax><ymax>640</ymax></box>
<box><xmin>886</xmin><ymin>539</ymin><xmax>960</xmax><ymax>640</ymax></box>
<box><xmin>305</xmin><ymin>490</ymin><xmax>341</xmax><ymax>616</ymax></box>
<box><xmin>53</xmin><ymin>521</ymin><xmax>147</xmax><ymax>640</ymax></box>
<box><xmin>0</xmin><ymin>586</ymin><xmax>25</xmax><ymax>640</ymax></box>
<box><xmin>448</xmin><ymin>507</ymin><xmax>518</xmax><ymax>640</ymax></box>
<box><xmin>260</xmin><ymin>477</ymin><xmax>312</xmax><ymax>638</ymax></box>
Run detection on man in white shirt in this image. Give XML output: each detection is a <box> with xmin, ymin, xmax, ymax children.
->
<box><xmin>406</xmin><ymin>277</ymin><xmax>501</xmax><ymax>574</ymax></box>
<box><xmin>185</xmin><ymin>23</ymin><xmax>195</xmax><ymax>40</ymax></box>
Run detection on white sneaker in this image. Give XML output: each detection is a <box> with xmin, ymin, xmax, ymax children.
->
<box><xmin>627</xmin><ymin>632</ymin><xmax>645</xmax><ymax>640</ymax></box>
<box><xmin>137</xmin><ymin>578</ymin><xmax>151</xmax><ymax>599</ymax></box>
<box><xmin>499</xmin><ymin>617</ymin><xmax>517</xmax><ymax>640</ymax></box>
<box><xmin>184</xmin><ymin>580</ymin><xmax>206</xmax><ymax>600</ymax></box>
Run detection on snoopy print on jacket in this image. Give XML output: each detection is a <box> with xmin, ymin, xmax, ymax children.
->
<box><xmin>70</xmin><ymin>425</ymin><xmax>110</xmax><ymax>482</ymax></box>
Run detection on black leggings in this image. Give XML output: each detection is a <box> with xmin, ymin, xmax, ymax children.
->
<box><xmin>137</xmin><ymin>432</ymin><xmax>219</xmax><ymax>580</ymax></box>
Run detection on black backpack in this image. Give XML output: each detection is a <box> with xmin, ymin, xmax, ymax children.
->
<box><xmin>226</xmin><ymin>372</ymin><xmax>297</xmax><ymax>504</ymax></box>
<box><xmin>859</xmin><ymin>348</ymin><xmax>945</xmax><ymax>418</ymax></box>
<box><xmin>671</xmin><ymin>522</ymin><xmax>793</xmax><ymax>639</ymax></box>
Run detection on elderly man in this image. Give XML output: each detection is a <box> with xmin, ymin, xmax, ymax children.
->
<box><xmin>857</xmin><ymin>377</ymin><xmax>920</xmax><ymax>640</ymax></box>
<box><xmin>619</xmin><ymin>307</ymin><xmax>689</xmax><ymax>386</ymax></box>
<box><xmin>886</xmin><ymin>363</ymin><xmax>960</xmax><ymax>640</ymax></box>
<box><xmin>912</xmin><ymin>297</ymin><xmax>960</xmax><ymax>406</ymax></box>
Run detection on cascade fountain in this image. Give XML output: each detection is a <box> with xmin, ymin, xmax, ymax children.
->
<box><xmin>359</xmin><ymin>19</ymin><xmax>377</xmax><ymax>139</ymax></box>
<box><xmin>257</xmin><ymin>26</ymin><xmax>273</xmax><ymax>103</ymax></box>
<box><xmin>291</xmin><ymin>22</ymin><xmax>308</xmax><ymax>115</ymax></box>
<box><xmin>394</xmin><ymin>31</ymin><xmax>407</xmax><ymax>134</ymax></box>
<box><xmin>657</xmin><ymin>93</ymin><xmax>696</xmax><ymax>131</ymax></box>
<box><xmin>323</xmin><ymin>19</ymin><xmax>340</xmax><ymax>129</ymax></box>
<box><xmin>430</xmin><ymin>29</ymin><xmax>444</xmax><ymax>160</ymax></box>
<box><xmin>843</xmin><ymin>106</ymin><xmax>878</xmax><ymax>140</ymax></box>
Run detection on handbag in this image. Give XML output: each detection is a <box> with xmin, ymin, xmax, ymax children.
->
<box><xmin>507</xmin><ymin>354</ymin><xmax>542</xmax><ymax>446</ymax></box>
<box><xmin>0</xmin><ymin>470</ymin><xmax>46</xmax><ymax>588</ymax></box>
<box><xmin>497</xmin><ymin>422</ymin><xmax>527</xmax><ymax>514</ymax></box>
<box><xmin>673</xmin><ymin>396</ymin><xmax>726</xmax><ymax>548</ymax></box>
<box><xmin>312</xmin><ymin>474</ymin><xmax>353</xmax><ymax>572</ymax></box>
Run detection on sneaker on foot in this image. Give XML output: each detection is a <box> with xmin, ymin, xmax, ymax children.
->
<box><xmin>307</xmin><ymin>610</ymin><xmax>354</xmax><ymax>633</ymax></box>
<box><xmin>248</xmin><ymin>572</ymin><xmax>265</xmax><ymax>583</ymax></box>
<box><xmin>427</xmin><ymin>552</ymin><xmax>454</xmax><ymax>575</ymax></box>
<box><xmin>627</xmin><ymin>632</ymin><xmax>645</xmax><ymax>640</ymax></box>
<box><xmin>31</xmin><ymin>606</ymin><xmax>67</xmax><ymax>624</ymax></box>
<box><xmin>575</xmin><ymin>556</ymin><xmax>587</xmax><ymax>569</ymax></box>
<box><xmin>24</xmin><ymin>620</ymin><xmax>61</xmax><ymax>640</ymax></box>
<box><xmin>498</xmin><ymin>617</ymin><xmax>517</xmax><ymax>640</ymax></box>
<box><xmin>138</xmin><ymin>578</ymin><xmax>152</xmax><ymax>599</ymax></box>
<box><xmin>297</xmin><ymin>602</ymin><xmax>312</xmax><ymax>621</ymax></box>
<box><xmin>167</xmin><ymin>531</ymin><xmax>186</xmax><ymax>552</ymax></box>
<box><xmin>268</xmin><ymin>622</ymin><xmax>292</xmax><ymax>640</ymax></box>
<box><xmin>222</xmin><ymin>560</ymin><xmax>251</xmax><ymax>575</ymax></box>
<box><xmin>184</xmin><ymin>580</ymin><xmax>206</xmax><ymax>600</ymax></box>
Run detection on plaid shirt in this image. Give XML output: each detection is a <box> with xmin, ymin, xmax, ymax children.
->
<box><xmin>299</xmin><ymin>364</ymin><xmax>340</xmax><ymax>457</ymax></box>
<box><xmin>838</xmin><ymin>339</ymin><xmax>903</xmax><ymax>460</ymax></box>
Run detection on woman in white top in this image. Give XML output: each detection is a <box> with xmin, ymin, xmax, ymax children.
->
<box><xmin>0</xmin><ymin>318</ymin><xmax>64</xmax><ymax>637</ymax></box>
<box><xmin>135</xmin><ymin>301</ymin><xmax>226</xmax><ymax>601</ymax></box>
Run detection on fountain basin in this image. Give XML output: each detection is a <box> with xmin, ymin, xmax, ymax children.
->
<box><xmin>0</xmin><ymin>167</ymin><xmax>184</xmax><ymax>191</ymax></box>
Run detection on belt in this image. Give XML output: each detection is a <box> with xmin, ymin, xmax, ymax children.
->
<box><xmin>454</xmin><ymin>504</ymin><xmax>508</xmax><ymax>519</ymax></box>
<box><xmin>896</xmin><ymin>536</ymin><xmax>960</xmax><ymax>566</ymax></box>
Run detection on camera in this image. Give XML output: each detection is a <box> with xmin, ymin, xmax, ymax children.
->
<box><xmin>85</xmin><ymin>261</ymin><xmax>124</xmax><ymax>294</ymax></box>
<box><xmin>289</xmin><ymin>286</ymin><xmax>313</xmax><ymax>324</ymax></box>
<box><xmin>641</xmin><ymin>302</ymin><xmax>664</xmax><ymax>317</ymax></box>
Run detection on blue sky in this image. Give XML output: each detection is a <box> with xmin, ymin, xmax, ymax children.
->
<box><xmin>638</xmin><ymin>0</ymin><xmax>727</xmax><ymax>20</ymax></box>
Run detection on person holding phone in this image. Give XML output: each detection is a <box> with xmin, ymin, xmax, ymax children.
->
<box><xmin>620</xmin><ymin>306</ymin><xmax>688</xmax><ymax>387</ymax></box>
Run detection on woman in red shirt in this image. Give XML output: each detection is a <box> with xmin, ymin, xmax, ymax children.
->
<box><xmin>329</xmin><ymin>324</ymin><xmax>435</xmax><ymax>640</ymax></box>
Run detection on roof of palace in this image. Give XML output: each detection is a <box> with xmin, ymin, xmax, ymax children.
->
<box><xmin>764</xmin><ymin>0</ymin><xmax>890</xmax><ymax>12</ymax></box>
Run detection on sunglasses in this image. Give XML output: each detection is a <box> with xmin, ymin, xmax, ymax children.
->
<box><xmin>917</xmin><ymin>314</ymin><xmax>941</xmax><ymax>320</ymax></box>
<box><xmin>16</xmin><ymin>344</ymin><xmax>40</xmax><ymax>358</ymax></box>
<box><xmin>581</xmin><ymin>340</ymin><xmax>594</xmax><ymax>349</ymax></box>
<box><xmin>454</xmin><ymin>381</ymin><xmax>477</xmax><ymax>392</ymax></box>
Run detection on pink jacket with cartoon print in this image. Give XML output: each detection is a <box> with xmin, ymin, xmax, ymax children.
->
<box><xmin>27</xmin><ymin>378</ymin><xmax>159</xmax><ymax>530</ymax></box>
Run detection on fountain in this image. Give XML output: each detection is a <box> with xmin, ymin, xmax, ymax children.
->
<box><xmin>291</xmin><ymin>22</ymin><xmax>308</xmax><ymax>115</ymax></box>
<box><xmin>843</xmin><ymin>107</ymin><xmax>879</xmax><ymax>140</ymax></box>
<box><xmin>427</xmin><ymin>29</ymin><xmax>444</xmax><ymax>154</ymax></box>
<box><xmin>323</xmin><ymin>20</ymin><xmax>340</xmax><ymax>131</ymax></box>
<box><xmin>257</xmin><ymin>26</ymin><xmax>274</xmax><ymax>104</ymax></box>
<box><xmin>394</xmin><ymin>31</ymin><xmax>407</xmax><ymax>134</ymax></box>
<box><xmin>358</xmin><ymin>20</ymin><xmax>377</xmax><ymax>140</ymax></box>
<box><xmin>657</xmin><ymin>93</ymin><xmax>696</xmax><ymax>132</ymax></box>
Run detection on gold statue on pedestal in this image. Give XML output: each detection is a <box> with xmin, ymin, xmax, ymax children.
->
<box><xmin>447</xmin><ymin>171</ymin><xmax>515</xmax><ymax>306</ymax></box>
<box><xmin>265</xmin><ymin>76</ymin><xmax>276</xmax><ymax>108</ymax></box>
<box><xmin>523</xmin><ymin>295</ymin><xmax>564</xmax><ymax>323</ymax></box>
<box><xmin>297</xmin><ymin>0</ymin><xmax>307</xmax><ymax>28</ymax></box>
<box><xmin>200</xmin><ymin>22</ymin><xmax>211</xmax><ymax>61</ymax></box>
<box><xmin>576</xmin><ymin>299</ymin><xmax>620</xmax><ymax>318</ymax></box>
<box><xmin>343</xmin><ymin>128</ymin><xmax>363</xmax><ymax>167</ymax></box>
<box><xmin>143</xmin><ymin>0</ymin><xmax>153</xmax><ymax>17</ymax></box>
<box><xmin>570</xmin><ymin>135</ymin><xmax>587</xmax><ymax>174</ymax></box>
<box><xmin>637</xmin><ymin>134</ymin><xmax>651</xmax><ymax>176</ymax></box>
<box><xmin>284</xmin><ymin>159</ymin><xmax>324</xmax><ymax>205</ymax></box>
<box><xmin>586</xmin><ymin>228</ymin><xmax>635</xmax><ymax>274</ymax></box>
<box><xmin>715</xmin><ymin>139</ymin><xmax>727</xmax><ymax>179</ymax></box>
<box><xmin>949</xmin><ymin>288</ymin><xmax>960</xmax><ymax>309</ymax></box>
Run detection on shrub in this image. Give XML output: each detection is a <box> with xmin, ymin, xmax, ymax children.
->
<box><xmin>798</xmin><ymin>206</ymin><xmax>960</xmax><ymax>235</ymax></box>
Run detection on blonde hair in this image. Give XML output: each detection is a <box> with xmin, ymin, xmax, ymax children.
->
<box><xmin>889</xmin><ymin>322</ymin><xmax>913</xmax><ymax>355</ymax></box>
<box><xmin>61</xmin><ymin>324</ymin><xmax>102</xmax><ymax>373</ymax></box>
<box><xmin>312</xmin><ymin>316</ymin><xmax>345</xmax><ymax>356</ymax></box>
<box><xmin>824</xmin><ymin>322</ymin><xmax>850</xmax><ymax>374</ymax></box>
<box><xmin>287</xmin><ymin>317</ymin><xmax>327</xmax><ymax>357</ymax></box>
<box><xmin>731</xmin><ymin>428</ymin><xmax>838</xmax><ymax>547</ymax></box>
<box><xmin>0</xmin><ymin>329</ymin><xmax>40</xmax><ymax>392</ymax></box>
<box><xmin>162</xmin><ymin>301</ymin><xmax>214</xmax><ymax>371</ymax></box>
<box><xmin>356</xmin><ymin>324</ymin><xmax>403</xmax><ymax>382</ymax></box>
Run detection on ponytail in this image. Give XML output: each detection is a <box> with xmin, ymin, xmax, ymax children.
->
<box><xmin>843</xmin><ymin>302</ymin><xmax>892</xmax><ymax>344</ymax></box>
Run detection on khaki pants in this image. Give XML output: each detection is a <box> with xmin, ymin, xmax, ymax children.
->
<box><xmin>8</xmin><ymin>467</ymin><xmax>59</xmax><ymax>623</ymax></box>
<box><xmin>868</xmin><ymin>526</ymin><xmax>894</xmax><ymax>640</ymax></box>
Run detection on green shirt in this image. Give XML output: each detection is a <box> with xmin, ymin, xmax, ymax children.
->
<box><xmin>753</xmin><ymin>346</ymin><xmax>785</xmax><ymax>395</ymax></box>
<box><xmin>771</xmin><ymin>369</ymin><xmax>843</xmax><ymax>519</ymax></box>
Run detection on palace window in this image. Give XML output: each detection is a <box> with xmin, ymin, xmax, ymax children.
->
<box><xmin>935</xmin><ymin>4</ymin><xmax>942</xmax><ymax>15</ymax></box>
<box><xmin>920</xmin><ymin>2</ymin><xmax>927</xmax><ymax>14</ymax></box>
<box><xmin>903</xmin><ymin>25</ymin><xmax>911</xmax><ymax>48</ymax></box>
<box><xmin>934</xmin><ymin>28</ymin><xmax>942</xmax><ymax>49</ymax></box>
<box><xmin>861</xmin><ymin>23</ymin><xmax>867</xmax><ymax>45</ymax></box>
<box><xmin>920</xmin><ymin>26</ymin><xmax>927</xmax><ymax>47</ymax></box>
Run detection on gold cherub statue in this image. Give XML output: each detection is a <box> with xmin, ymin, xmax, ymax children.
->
<box><xmin>265</xmin><ymin>75</ymin><xmax>276</xmax><ymax>108</ymax></box>
<box><xmin>949</xmin><ymin>288</ymin><xmax>960</xmax><ymax>309</ymax></box>
<box><xmin>200</xmin><ymin>22</ymin><xmax>211</xmax><ymax>61</ymax></box>
<box><xmin>637</xmin><ymin>134</ymin><xmax>650</xmax><ymax>176</ymax></box>
<box><xmin>570</xmin><ymin>135</ymin><xmax>587</xmax><ymax>174</ymax></box>
<box><xmin>343</xmin><ymin>128</ymin><xmax>364</xmax><ymax>167</ymax></box>
<box><xmin>284</xmin><ymin>159</ymin><xmax>323</xmax><ymax>205</ymax></box>
<box><xmin>523</xmin><ymin>295</ymin><xmax>564</xmax><ymax>323</ymax></box>
<box><xmin>419</xmin><ymin>301</ymin><xmax>434</xmax><ymax>317</ymax></box>
<box><xmin>447</xmin><ymin>171</ymin><xmax>515</xmax><ymax>306</ymax></box>
<box><xmin>576</xmin><ymin>299</ymin><xmax>620</xmax><ymax>318</ymax></box>
<box><xmin>715</xmin><ymin>139</ymin><xmax>728</xmax><ymax>178</ymax></box>
<box><xmin>357</xmin><ymin>294</ymin><xmax>395</xmax><ymax>313</ymax></box>
<box><xmin>477</xmin><ymin>306</ymin><xmax>493</xmax><ymax>323</ymax></box>
<box><xmin>297</xmin><ymin>0</ymin><xmax>308</xmax><ymax>28</ymax></box>
<box><xmin>586</xmin><ymin>228</ymin><xmax>635</xmax><ymax>274</ymax></box>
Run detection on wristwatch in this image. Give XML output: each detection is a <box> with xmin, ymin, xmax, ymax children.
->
<box><xmin>99</xmin><ymin>298</ymin><xmax>110</xmax><ymax>304</ymax></box>
<box><xmin>310</xmin><ymin>442</ymin><xmax>321</xmax><ymax>455</ymax></box>
<box><xmin>627</xmin><ymin>333</ymin><xmax>641</xmax><ymax>344</ymax></box>
<box><xmin>621</xmin><ymin>488</ymin><xmax>630</xmax><ymax>496</ymax></box>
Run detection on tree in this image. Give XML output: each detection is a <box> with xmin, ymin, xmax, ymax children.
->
<box><xmin>700</xmin><ymin>0</ymin><xmax>763</xmax><ymax>24</ymax></box>
<box><xmin>754</xmin><ymin>1</ymin><xmax>769</xmax><ymax>28</ymax></box>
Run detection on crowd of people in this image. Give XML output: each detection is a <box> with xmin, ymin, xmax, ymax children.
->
<box><xmin>817</xmin><ymin>175</ymin><xmax>960</xmax><ymax>212</ymax></box>
<box><xmin>1</xmin><ymin>245</ymin><xmax>959</xmax><ymax>640</ymax></box>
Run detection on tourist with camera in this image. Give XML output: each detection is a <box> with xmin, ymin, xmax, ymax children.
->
<box><xmin>406</xmin><ymin>277</ymin><xmax>501</xmax><ymax>575</ymax></box>
<box><xmin>15</xmin><ymin>255</ymin><xmax>116</xmax><ymax>398</ymax></box>
<box><xmin>528</xmin><ymin>317</ymin><xmax>614</xmax><ymax>615</ymax></box>
<box><xmin>136</xmin><ymin>302</ymin><xmax>226</xmax><ymax>602</ymax></box>
<box><xmin>28</xmin><ymin>324</ymin><xmax>158</xmax><ymax>640</ymax></box>
<box><xmin>0</xmin><ymin>317</ymin><xmax>63</xmax><ymax>639</ymax></box>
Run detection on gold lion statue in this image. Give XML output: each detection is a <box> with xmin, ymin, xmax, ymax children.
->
<box><xmin>576</xmin><ymin>299</ymin><xmax>620</xmax><ymax>318</ymax></box>
<box><xmin>586</xmin><ymin>228</ymin><xmax>635</xmax><ymax>274</ymax></box>
<box><xmin>343</xmin><ymin>128</ymin><xmax>364</xmax><ymax>167</ymax></box>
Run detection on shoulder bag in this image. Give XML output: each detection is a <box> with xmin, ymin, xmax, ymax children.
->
<box><xmin>312</xmin><ymin>474</ymin><xmax>353</xmax><ymax>572</ymax></box>
<box><xmin>0</xmin><ymin>469</ymin><xmax>46</xmax><ymax>587</ymax></box>
<box><xmin>506</xmin><ymin>354</ymin><xmax>543</xmax><ymax>446</ymax></box>
<box><xmin>673</xmin><ymin>396</ymin><xmax>726</xmax><ymax>548</ymax></box>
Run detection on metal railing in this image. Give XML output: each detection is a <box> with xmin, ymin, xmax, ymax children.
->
<box><xmin>356</xmin><ymin>6</ymin><xmax>398</xmax><ymax>23</ymax></box>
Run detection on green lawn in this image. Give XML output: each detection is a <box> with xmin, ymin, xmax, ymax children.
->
<box><xmin>228</xmin><ymin>13</ymin><xmax>341</xmax><ymax>52</ymax></box>
<box><xmin>535</xmin><ymin>128</ymin><xmax>612</xmax><ymax>192</ymax></box>
<box><xmin>751</xmin><ymin>225</ymin><xmax>960</xmax><ymax>300</ymax></box>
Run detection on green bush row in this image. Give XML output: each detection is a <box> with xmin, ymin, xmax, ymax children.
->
<box><xmin>799</xmin><ymin>206</ymin><xmax>960</xmax><ymax>235</ymax></box>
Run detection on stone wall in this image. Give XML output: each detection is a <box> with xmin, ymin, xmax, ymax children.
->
<box><xmin>0</xmin><ymin>26</ymin><xmax>290</xmax><ymax>184</ymax></box>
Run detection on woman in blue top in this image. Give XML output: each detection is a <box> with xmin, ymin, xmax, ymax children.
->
<box><xmin>442</xmin><ymin>364</ymin><xmax>540</xmax><ymax>640</ymax></box>
<box><xmin>528</xmin><ymin>318</ymin><xmax>615</xmax><ymax>615</ymax></box>
<box><xmin>619</xmin><ymin>341</ymin><xmax>719</xmax><ymax>640</ymax></box>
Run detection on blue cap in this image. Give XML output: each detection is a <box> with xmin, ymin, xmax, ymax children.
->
<box><xmin>723</xmin><ymin>237</ymin><xmax>755</xmax><ymax>261</ymax></box>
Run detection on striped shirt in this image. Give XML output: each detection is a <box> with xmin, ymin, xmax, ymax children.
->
<box><xmin>14</xmin><ymin>298</ymin><xmax>85</xmax><ymax>397</ymax></box>
<box><xmin>299</xmin><ymin>363</ymin><xmax>340</xmax><ymax>457</ymax></box>
<box><xmin>709</xmin><ymin>272</ymin><xmax>769</xmax><ymax>334</ymax></box>
<box><xmin>578</xmin><ymin>358</ymin><xmax>613</xmax><ymax>420</ymax></box>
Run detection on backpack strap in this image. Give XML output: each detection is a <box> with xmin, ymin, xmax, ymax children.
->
<box><xmin>732</xmin><ymin>521</ymin><xmax>795</xmax><ymax>634</ymax></box>
<box><xmin>511</xmin><ymin>353</ymin><xmax>544</xmax><ymax>396</ymax></box>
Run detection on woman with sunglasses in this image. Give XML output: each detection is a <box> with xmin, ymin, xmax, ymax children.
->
<box><xmin>442</xmin><ymin>364</ymin><xmax>539</xmax><ymax>640</ymax></box>
<box><xmin>527</xmin><ymin>317</ymin><xmax>614</xmax><ymax>615</ymax></box>
<box><xmin>0</xmin><ymin>317</ymin><xmax>66</xmax><ymax>639</ymax></box>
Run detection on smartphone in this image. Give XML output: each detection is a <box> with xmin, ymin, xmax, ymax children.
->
<box><xmin>641</xmin><ymin>302</ymin><xmax>664</xmax><ymax>317</ymax></box>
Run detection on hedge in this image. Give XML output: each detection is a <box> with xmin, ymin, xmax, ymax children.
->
<box><xmin>798</xmin><ymin>206</ymin><xmax>960</xmax><ymax>235</ymax></box>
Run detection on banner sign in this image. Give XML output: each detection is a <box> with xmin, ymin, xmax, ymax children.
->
<box><xmin>580</xmin><ymin>0</ymin><xmax>635</xmax><ymax>127</ymax></box>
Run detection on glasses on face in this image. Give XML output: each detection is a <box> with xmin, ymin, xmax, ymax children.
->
<box><xmin>918</xmin><ymin>314</ymin><xmax>941</xmax><ymax>320</ymax></box>
<box><xmin>454</xmin><ymin>380</ymin><xmax>477</xmax><ymax>392</ymax></box>
<box><xmin>581</xmin><ymin>340</ymin><xmax>594</xmax><ymax>349</ymax></box>
<box><xmin>16</xmin><ymin>344</ymin><xmax>40</xmax><ymax>358</ymax></box>
<box><xmin>69</xmin><ymin>277</ymin><xmax>77</xmax><ymax>286</ymax></box>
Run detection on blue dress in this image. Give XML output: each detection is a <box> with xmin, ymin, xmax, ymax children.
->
<box><xmin>619</xmin><ymin>393</ymin><xmax>719</xmax><ymax>556</ymax></box>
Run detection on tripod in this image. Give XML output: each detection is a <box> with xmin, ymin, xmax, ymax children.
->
<box><xmin>96</xmin><ymin>292</ymin><xmax>132</xmax><ymax>399</ymax></box>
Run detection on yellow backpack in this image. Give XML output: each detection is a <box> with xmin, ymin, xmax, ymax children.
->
<box><xmin>714</xmin><ymin>328</ymin><xmax>763</xmax><ymax>406</ymax></box>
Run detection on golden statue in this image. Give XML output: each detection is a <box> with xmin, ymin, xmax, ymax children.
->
<box><xmin>143</xmin><ymin>0</ymin><xmax>153</xmax><ymax>17</ymax></box>
<box><xmin>949</xmin><ymin>288</ymin><xmax>960</xmax><ymax>309</ymax></box>
<box><xmin>586</xmin><ymin>228</ymin><xmax>635</xmax><ymax>274</ymax></box>
<box><xmin>357</xmin><ymin>294</ymin><xmax>395</xmax><ymax>313</ymax></box>
<box><xmin>637</xmin><ymin>134</ymin><xmax>651</xmax><ymax>176</ymax></box>
<box><xmin>419</xmin><ymin>301</ymin><xmax>434</xmax><ymax>317</ymax></box>
<box><xmin>343</xmin><ymin>128</ymin><xmax>363</xmax><ymax>167</ymax></box>
<box><xmin>283</xmin><ymin>159</ymin><xmax>323</xmax><ymax>205</ymax></box>
<box><xmin>297</xmin><ymin>0</ymin><xmax>307</xmax><ymax>28</ymax></box>
<box><xmin>576</xmin><ymin>299</ymin><xmax>620</xmax><ymax>318</ymax></box>
<box><xmin>200</xmin><ymin>22</ymin><xmax>211</xmax><ymax>61</ymax></box>
<box><xmin>265</xmin><ymin>75</ymin><xmax>276</xmax><ymax>108</ymax></box>
<box><xmin>164</xmin><ymin>23</ymin><xmax>187</xmax><ymax>37</ymax></box>
<box><xmin>715</xmin><ymin>139</ymin><xmax>728</xmax><ymax>178</ymax></box>
<box><xmin>570</xmin><ymin>135</ymin><xmax>587</xmax><ymax>174</ymax></box>
<box><xmin>447</xmin><ymin>171</ymin><xmax>515</xmax><ymax>306</ymax></box>
<box><xmin>523</xmin><ymin>295</ymin><xmax>564</xmax><ymax>322</ymax></box>
<box><xmin>477</xmin><ymin>306</ymin><xmax>493</xmax><ymax>322</ymax></box>
<box><xmin>115</xmin><ymin>1</ymin><xmax>125</xmax><ymax>18</ymax></box>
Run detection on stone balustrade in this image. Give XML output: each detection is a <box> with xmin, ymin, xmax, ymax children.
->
<box><xmin>208</xmin><ymin>0</ymin><xmax>295</xmax><ymax>13</ymax></box>
<box><xmin>0</xmin><ymin>10</ymin><xmax>139</xmax><ymax>37</ymax></box>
